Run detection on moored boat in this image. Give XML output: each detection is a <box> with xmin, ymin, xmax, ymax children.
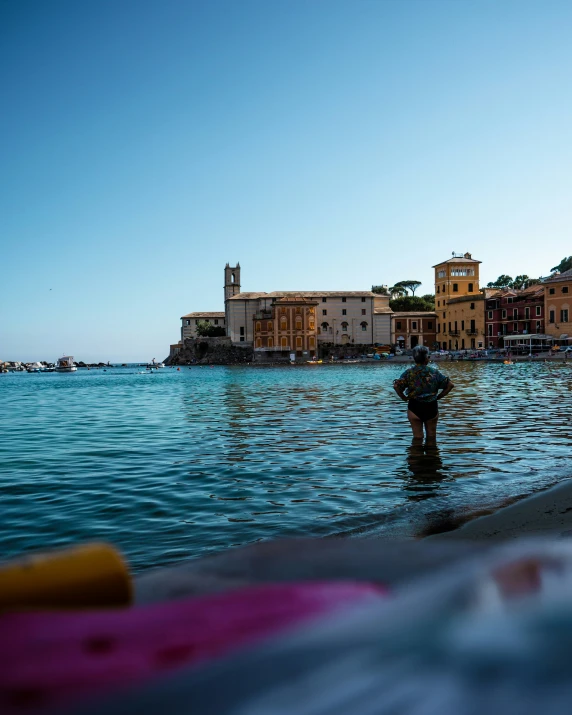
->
<box><xmin>55</xmin><ymin>356</ymin><xmax>78</xmax><ymax>372</ymax></box>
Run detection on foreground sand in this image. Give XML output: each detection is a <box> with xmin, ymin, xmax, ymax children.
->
<box><xmin>431</xmin><ymin>478</ymin><xmax>572</xmax><ymax>540</ymax></box>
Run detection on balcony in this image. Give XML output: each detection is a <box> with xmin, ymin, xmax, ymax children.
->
<box><xmin>449</xmin><ymin>330</ymin><xmax>460</xmax><ymax>336</ymax></box>
<box><xmin>466</xmin><ymin>329</ymin><xmax>479</xmax><ymax>335</ymax></box>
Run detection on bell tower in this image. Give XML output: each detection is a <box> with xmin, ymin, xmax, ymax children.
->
<box><xmin>224</xmin><ymin>263</ymin><xmax>241</xmax><ymax>302</ymax></box>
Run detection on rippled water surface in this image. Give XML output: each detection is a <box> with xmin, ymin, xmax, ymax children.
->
<box><xmin>2</xmin><ymin>363</ymin><xmax>572</xmax><ymax>571</ymax></box>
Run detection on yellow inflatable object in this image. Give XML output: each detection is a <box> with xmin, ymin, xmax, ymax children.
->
<box><xmin>0</xmin><ymin>542</ymin><xmax>132</xmax><ymax>611</ymax></box>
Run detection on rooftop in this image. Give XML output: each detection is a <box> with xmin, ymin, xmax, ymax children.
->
<box><xmin>181</xmin><ymin>311</ymin><xmax>225</xmax><ymax>319</ymax></box>
<box><xmin>544</xmin><ymin>268</ymin><xmax>572</xmax><ymax>283</ymax></box>
<box><xmin>433</xmin><ymin>253</ymin><xmax>481</xmax><ymax>267</ymax></box>
<box><xmin>229</xmin><ymin>290</ymin><xmax>376</xmax><ymax>300</ymax></box>
<box><xmin>393</xmin><ymin>311</ymin><xmax>437</xmax><ymax>317</ymax></box>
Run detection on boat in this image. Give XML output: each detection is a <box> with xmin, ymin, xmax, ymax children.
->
<box><xmin>306</xmin><ymin>360</ymin><xmax>323</xmax><ymax>365</ymax></box>
<box><xmin>147</xmin><ymin>359</ymin><xmax>165</xmax><ymax>369</ymax></box>
<box><xmin>26</xmin><ymin>362</ymin><xmax>43</xmax><ymax>373</ymax></box>
<box><xmin>41</xmin><ymin>366</ymin><xmax>56</xmax><ymax>372</ymax></box>
<box><xmin>55</xmin><ymin>356</ymin><xmax>77</xmax><ymax>372</ymax></box>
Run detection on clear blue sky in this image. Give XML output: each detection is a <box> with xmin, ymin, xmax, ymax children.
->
<box><xmin>2</xmin><ymin>0</ymin><xmax>571</xmax><ymax>361</ymax></box>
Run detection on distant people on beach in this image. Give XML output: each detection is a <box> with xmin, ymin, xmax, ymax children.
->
<box><xmin>393</xmin><ymin>345</ymin><xmax>454</xmax><ymax>443</ymax></box>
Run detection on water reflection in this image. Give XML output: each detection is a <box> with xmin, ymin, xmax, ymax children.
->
<box><xmin>404</xmin><ymin>442</ymin><xmax>447</xmax><ymax>502</ymax></box>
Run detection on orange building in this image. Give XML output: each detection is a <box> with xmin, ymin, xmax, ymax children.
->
<box><xmin>433</xmin><ymin>252</ymin><xmax>483</xmax><ymax>350</ymax></box>
<box><xmin>544</xmin><ymin>268</ymin><xmax>572</xmax><ymax>343</ymax></box>
<box><xmin>393</xmin><ymin>312</ymin><xmax>437</xmax><ymax>350</ymax></box>
<box><xmin>253</xmin><ymin>296</ymin><xmax>318</xmax><ymax>358</ymax></box>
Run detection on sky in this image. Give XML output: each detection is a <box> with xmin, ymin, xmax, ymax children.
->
<box><xmin>1</xmin><ymin>0</ymin><xmax>571</xmax><ymax>361</ymax></box>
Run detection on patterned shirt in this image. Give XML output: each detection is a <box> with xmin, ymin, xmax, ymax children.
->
<box><xmin>394</xmin><ymin>365</ymin><xmax>450</xmax><ymax>402</ymax></box>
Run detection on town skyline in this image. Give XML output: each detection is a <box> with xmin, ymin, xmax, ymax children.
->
<box><xmin>3</xmin><ymin>1</ymin><xmax>572</xmax><ymax>361</ymax></box>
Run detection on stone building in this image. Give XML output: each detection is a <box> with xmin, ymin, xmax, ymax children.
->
<box><xmin>393</xmin><ymin>312</ymin><xmax>438</xmax><ymax>350</ymax></box>
<box><xmin>180</xmin><ymin>312</ymin><xmax>226</xmax><ymax>341</ymax></box>
<box><xmin>434</xmin><ymin>253</ymin><xmax>485</xmax><ymax>350</ymax></box>
<box><xmin>224</xmin><ymin>263</ymin><xmax>392</xmax><ymax>351</ymax></box>
<box><xmin>253</xmin><ymin>296</ymin><xmax>318</xmax><ymax>357</ymax></box>
<box><xmin>544</xmin><ymin>268</ymin><xmax>572</xmax><ymax>343</ymax></box>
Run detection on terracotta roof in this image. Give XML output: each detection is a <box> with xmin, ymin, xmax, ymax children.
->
<box><xmin>433</xmin><ymin>254</ymin><xmax>481</xmax><ymax>267</ymax></box>
<box><xmin>181</xmin><ymin>312</ymin><xmax>225</xmax><ymax>319</ymax></box>
<box><xmin>229</xmin><ymin>290</ymin><xmax>376</xmax><ymax>300</ymax></box>
<box><xmin>374</xmin><ymin>307</ymin><xmax>394</xmax><ymax>314</ymax></box>
<box><xmin>544</xmin><ymin>268</ymin><xmax>572</xmax><ymax>283</ymax></box>
<box><xmin>392</xmin><ymin>311</ymin><xmax>437</xmax><ymax>317</ymax></box>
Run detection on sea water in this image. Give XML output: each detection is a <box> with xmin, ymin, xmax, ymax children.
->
<box><xmin>1</xmin><ymin>362</ymin><xmax>571</xmax><ymax>571</ymax></box>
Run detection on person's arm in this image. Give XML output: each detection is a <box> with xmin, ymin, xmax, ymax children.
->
<box><xmin>393</xmin><ymin>380</ymin><xmax>408</xmax><ymax>402</ymax></box>
<box><xmin>436</xmin><ymin>379</ymin><xmax>454</xmax><ymax>401</ymax></box>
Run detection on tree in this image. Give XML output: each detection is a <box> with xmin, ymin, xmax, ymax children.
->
<box><xmin>486</xmin><ymin>275</ymin><xmax>513</xmax><ymax>288</ymax></box>
<box><xmin>389</xmin><ymin>295</ymin><xmax>435</xmax><ymax>312</ymax></box>
<box><xmin>511</xmin><ymin>275</ymin><xmax>530</xmax><ymax>290</ymax></box>
<box><xmin>388</xmin><ymin>284</ymin><xmax>407</xmax><ymax>298</ymax></box>
<box><xmin>196</xmin><ymin>321</ymin><xmax>226</xmax><ymax>337</ymax></box>
<box><xmin>394</xmin><ymin>280</ymin><xmax>422</xmax><ymax>296</ymax></box>
<box><xmin>371</xmin><ymin>285</ymin><xmax>389</xmax><ymax>295</ymax></box>
<box><xmin>551</xmin><ymin>256</ymin><xmax>572</xmax><ymax>273</ymax></box>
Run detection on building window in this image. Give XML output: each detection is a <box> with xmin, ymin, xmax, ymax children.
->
<box><xmin>322</xmin><ymin>309</ymin><xmax>327</xmax><ymax>316</ymax></box>
<box><xmin>488</xmin><ymin>311</ymin><xmax>493</xmax><ymax>320</ymax></box>
<box><xmin>281</xmin><ymin>337</ymin><xmax>288</xmax><ymax>348</ymax></box>
<box><xmin>280</xmin><ymin>318</ymin><xmax>287</xmax><ymax>330</ymax></box>
<box><xmin>562</xmin><ymin>309</ymin><xmax>569</xmax><ymax>323</ymax></box>
<box><xmin>341</xmin><ymin>322</ymin><xmax>348</xmax><ymax>330</ymax></box>
<box><xmin>361</xmin><ymin>297</ymin><xmax>366</xmax><ymax>302</ymax></box>
<box><xmin>255</xmin><ymin>338</ymin><xmax>262</xmax><ymax>348</ymax></box>
<box><xmin>507</xmin><ymin>297</ymin><xmax>513</xmax><ymax>304</ymax></box>
<box><xmin>470</xmin><ymin>303</ymin><xmax>475</xmax><ymax>309</ymax></box>
<box><xmin>396</xmin><ymin>321</ymin><xmax>402</xmax><ymax>330</ymax></box>
<box><xmin>453</xmin><ymin>283</ymin><xmax>459</xmax><ymax>292</ymax></box>
<box><xmin>563</xmin><ymin>287</ymin><xmax>569</xmax><ymax>294</ymax></box>
<box><xmin>267</xmin><ymin>321</ymin><xmax>273</xmax><ymax>331</ymax></box>
<box><xmin>256</xmin><ymin>321</ymin><xmax>261</xmax><ymax>331</ymax></box>
<box><xmin>536</xmin><ymin>306</ymin><xmax>541</xmax><ymax>316</ymax></box>
<box><xmin>514</xmin><ymin>323</ymin><xmax>518</xmax><ymax>331</ymax></box>
<box><xmin>468</xmin><ymin>283</ymin><xmax>473</xmax><ymax>292</ymax></box>
<box><xmin>437</xmin><ymin>286</ymin><xmax>440</xmax><ymax>293</ymax></box>
<box><xmin>240</xmin><ymin>326</ymin><xmax>245</xmax><ymax>336</ymax></box>
<box><xmin>549</xmin><ymin>310</ymin><xmax>555</xmax><ymax>323</ymax></box>
<box><xmin>342</xmin><ymin>309</ymin><xmax>347</xmax><ymax>315</ymax></box>
<box><xmin>309</xmin><ymin>337</ymin><xmax>315</xmax><ymax>349</ymax></box>
<box><xmin>461</xmin><ymin>320</ymin><xmax>464</xmax><ymax>331</ymax></box>
<box><xmin>488</xmin><ymin>325</ymin><xmax>493</xmax><ymax>336</ymax></box>
<box><xmin>536</xmin><ymin>321</ymin><xmax>541</xmax><ymax>333</ymax></box>
<box><xmin>502</xmin><ymin>310</ymin><xmax>507</xmax><ymax>319</ymax></box>
<box><xmin>295</xmin><ymin>319</ymin><xmax>302</xmax><ymax>330</ymax></box>
<box><xmin>322</xmin><ymin>297</ymin><xmax>327</xmax><ymax>303</ymax></box>
<box><xmin>449</xmin><ymin>322</ymin><xmax>452</xmax><ymax>332</ymax></box>
<box><xmin>513</xmin><ymin>309</ymin><xmax>518</xmax><ymax>320</ymax></box>
<box><xmin>549</xmin><ymin>288</ymin><xmax>555</xmax><ymax>295</ymax></box>
<box><xmin>427</xmin><ymin>321</ymin><xmax>433</xmax><ymax>329</ymax></box>
<box><xmin>443</xmin><ymin>312</ymin><xmax>446</xmax><ymax>319</ymax></box>
<box><xmin>342</xmin><ymin>297</ymin><xmax>347</xmax><ymax>302</ymax></box>
<box><xmin>437</xmin><ymin>323</ymin><xmax>440</xmax><ymax>333</ymax></box>
<box><xmin>309</xmin><ymin>321</ymin><xmax>315</xmax><ymax>330</ymax></box>
<box><xmin>525</xmin><ymin>308</ymin><xmax>530</xmax><ymax>319</ymax></box>
<box><xmin>412</xmin><ymin>321</ymin><xmax>417</xmax><ymax>330</ymax></box>
<box><xmin>321</xmin><ymin>322</ymin><xmax>329</xmax><ymax>330</ymax></box>
<box><xmin>437</xmin><ymin>270</ymin><xmax>446</xmax><ymax>278</ymax></box>
<box><xmin>268</xmin><ymin>336</ymin><xmax>274</xmax><ymax>348</ymax></box>
<box><xmin>361</xmin><ymin>309</ymin><xmax>366</xmax><ymax>315</ymax></box>
<box><xmin>240</xmin><ymin>337</ymin><xmax>245</xmax><ymax>342</ymax></box>
<box><xmin>185</xmin><ymin>320</ymin><xmax>190</xmax><ymax>326</ymax></box>
<box><xmin>360</xmin><ymin>321</ymin><xmax>368</xmax><ymax>331</ymax></box>
<box><xmin>296</xmin><ymin>336</ymin><xmax>303</xmax><ymax>348</ymax></box>
<box><xmin>437</xmin><ymin>301</ymin><xmax>440</xmax><ymax>307</ymax></box>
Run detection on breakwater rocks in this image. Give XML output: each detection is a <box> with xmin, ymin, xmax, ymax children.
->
<box><xmin>168</xmin><ymin>337</ymin><xmax>253</xmax><ymax>366</ymax></box>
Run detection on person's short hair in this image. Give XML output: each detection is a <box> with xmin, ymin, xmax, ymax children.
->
<box><xmin>413</xmin><ymin>345</ymin><xmax>430</xmax><ymax>364</ymax></box>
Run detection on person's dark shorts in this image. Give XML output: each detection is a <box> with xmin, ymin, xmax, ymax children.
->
<box><xmin>408</xmin><ymin>399</ymin><xmax>438</xmax><ymax>422</ymax></box>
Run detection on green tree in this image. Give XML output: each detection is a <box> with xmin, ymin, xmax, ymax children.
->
<box><xmin>551</xmin><ymin>256</ymin><xmax>572</xmax><ymax>273</ymax></box>
<box><xmin>394</xmin><ymin>280</ymin><xmax>422</xmax><ymax>296</ymax></box>
<box><xmin>389</xmin><ymin>295</ymin><xmax>435</xmax><ymax>312</ymax></box>
<box><xmin>371</xmin><ymin>285</ymin><xmax>389</xmax><ymax>295</ymax></box>
<box><xmin>196</xmin><ymin>321</ymin><xmax>226</xmax><ymax>337</ymax></box>
<box><xmin>486</xmin><ymin>274</ymin><xmax>513</xmax><ymax>288</ymax></box>
<box><xmin>388</xmin><ymin>284</ymin><xmax>407</xmax><ymax>298</ymax></box>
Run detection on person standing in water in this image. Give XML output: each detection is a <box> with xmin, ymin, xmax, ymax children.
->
<box><xmin>392</xmin><ymin>345</ymin><xmax>454</xmax><ymax>443</ymax></box>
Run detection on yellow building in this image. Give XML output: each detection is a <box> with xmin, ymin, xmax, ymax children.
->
<box><xmin>433</xmin><ymin>252</ymin><xmax>484</xmax><ymax>350</ymax></box>
<box><xmin>544</xmin><ymin>268</ymin><xmax>572</xmax><ymax>342</ymax></box>
<box><xmin>253</xmin><ymin>296</ymin><xmax>318</xmax><ymax>357</ymax></box>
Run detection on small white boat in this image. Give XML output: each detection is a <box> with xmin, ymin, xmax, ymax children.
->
<box><xmin>26</xmin><ymin>362</ymin><xmax>43</xmax><ymax>373</ymax></box>
<box><xmin>147</xmin><ymin>359</ymin><xmax>165</xmax><ymax>369</ymax></box>
<box><xmin>56</xmin><ymin>356</ymin><xmax>77</xmax><ymax>372</ymax></box>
